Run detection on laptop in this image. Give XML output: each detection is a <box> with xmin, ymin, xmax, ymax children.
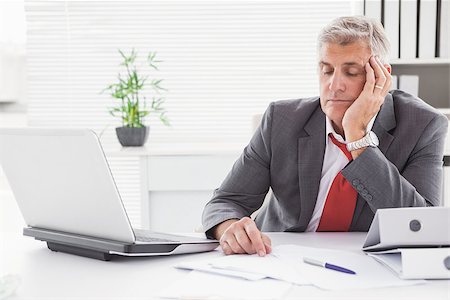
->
<box><xmin>0</xmin><ymin>128</ymin><xmax>219</xmax><ymax>260</ymax></box>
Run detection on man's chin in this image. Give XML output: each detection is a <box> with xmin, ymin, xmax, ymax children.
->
<box><xmin>327</xmin><ymin>102</ymin><xmax>352</xmax><ymax>114</ymax></box>
<box><xmin>324</xmin><ymin>107</ymin><xmax>347</xmax><ymax>123</ymax></box>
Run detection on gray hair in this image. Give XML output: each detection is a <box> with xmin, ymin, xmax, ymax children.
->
<box><xmin>317</xmin><ymin>16</ymin><xmax>391</xmax><ymax>64</ymax></box>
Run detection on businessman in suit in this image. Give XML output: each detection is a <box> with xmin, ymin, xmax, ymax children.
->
<box><xmin>202</xmin><ymin>16</ymin><xmax>448</xmax><ymax>256</ymax></box>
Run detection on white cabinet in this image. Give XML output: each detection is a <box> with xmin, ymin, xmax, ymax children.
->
<box><xmin>107</xmin><ymin>145</ymin><xmax>242</xmax><ymax>232</ymax></box>
<box><xmin>146</xmin><ymin>154</ymin><xmax>240</xmax><ymax>232</ymax></box>
<box><xmin>391</xmin><ymin>59</ymin><xmax>450</xmax><ymax>109</ymax></box>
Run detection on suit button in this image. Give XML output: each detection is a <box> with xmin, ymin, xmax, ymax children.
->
<box><xmin>352</xmin><ymin>179</ymin><xmax>360</xmax><ymax>186</ymax></box>
<box><xmin>357</xmin><ymin>184</ymin><xmax>364</xmax><ymax>191</ymax></box>
<box><xmin>361</xmin><ymin>189</ymin><xmax>368</xmax><ymax>196</ymax></box>
<box><xmin>366</xmin><ymin>195</ymin><xmax>373</xmax><ymax>201</ymax></box>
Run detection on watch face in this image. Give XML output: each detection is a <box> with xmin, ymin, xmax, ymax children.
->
<box><xmin>368</xmin><ymin>131</ymin><xmax>379</xmax><ymax>146</ymax></box>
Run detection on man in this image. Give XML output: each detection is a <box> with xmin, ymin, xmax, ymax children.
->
<box><xmin>202</xmin><ymin>16</ymin><xmax>448</xmax><ymax>256</ymax></box>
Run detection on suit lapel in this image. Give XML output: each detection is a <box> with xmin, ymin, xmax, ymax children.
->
<box><xmin>351</xmin><ymin>92</ymin><xmax>397</xmax><ymax>227</ymax></box>
<box><xmin>295</xmin><ymin>104</ymin><xmax>326</xmax><ymax>231</ymax></box>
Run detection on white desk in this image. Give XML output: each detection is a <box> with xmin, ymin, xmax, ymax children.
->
<box><xmin>1</xmin><ymin>230</ymin><xmax>449</xmax><ymax>300</ymax></box>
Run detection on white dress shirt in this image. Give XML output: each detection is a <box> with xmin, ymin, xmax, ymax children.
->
<box><xmin>305</xmin><ymin>115</ymin><xmax>377</xmax><ymax>232</ymax></box>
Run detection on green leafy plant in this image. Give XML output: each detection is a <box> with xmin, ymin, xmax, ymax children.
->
<box><xmin>103</xmin><ymin>49</ymin><xmax>170</xmax><ymax>128</ymax></box>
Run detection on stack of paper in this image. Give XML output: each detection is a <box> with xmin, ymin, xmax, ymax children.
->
<box><xmin>368</xmin><ymin>248</ymin><xmax>450</xmax><ymax>279</ymax></box>
<box><xmin>159</xmin><ymin>245</ymin><xmax>426</xmax><ymax>299</ymax></box>
<box><xmin>273</xmin><ymin>245</ymin><xmax>425</xmax><ymax>290</ymax></box>
<box><xmin>175</xmin><ymin>251</ymin><xmax>311</xmax><ymax>285</ymax></box>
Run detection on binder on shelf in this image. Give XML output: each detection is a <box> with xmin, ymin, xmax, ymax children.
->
<box><xmin>439</xmin><ymin>0</ymin><xmax>449</xmax><ymax>58</ymax></box>
<box><xmin>384</xmin><ymin>0</ymin><xmax>400</xmax><ymax>60</ymax></box>
<box><xmin>398</xmin><ymin>75</ymin><xmax>419</xmax><ymax>97</ymax></box>
<box><xmin>364</xmin><ymin>0</ymin><xmax>382</xmax><ymax>22</ymax></box>
<box><xmin>368</xmin><ymin>248</ymin><xmax>450</xmax><ymax>279</ymax></box>
<box><xmin>400</xmin><ymin>0</ymin><xmax>418</xmax><ymax>59</ymax></box>
<box><xmin>363</xmin><ymin>207</ymin><xmax>450</xmax><ymax>252</ymax></box>
<box><xmin>352</xmin><ymin>0</ymin><xmax>364</xmax><ymax>15</ymax></box>
<box><xmin>363</xmin><ymin>207</ymin><xmax>450</xmax><ymax>279</ymax></box>
<box><xmin>418</xmin><ymin>0</ymin><xmax>437</xmax><ymax>58</ymax></box>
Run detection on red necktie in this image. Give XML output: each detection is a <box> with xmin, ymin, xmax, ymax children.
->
<box><xmin>316</xmin><ymin>133</ymin><xmax>357</xmax><ymax>232</ymax></box>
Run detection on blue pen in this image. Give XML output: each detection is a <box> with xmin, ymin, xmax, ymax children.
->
<box><xmin>303</xmin><ymin>257</ymin><xmax>356</xmax><ymax>275</ymax></box>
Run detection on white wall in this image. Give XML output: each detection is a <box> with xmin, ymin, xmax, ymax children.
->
<box><xmin>0</xmin><ymin>0</ymin><xmax>27</xmax><ymax>111</ymax></box>
<box><xmin>0</xmin><ymin>113</ymin><xmax>27</xmax><ymax>191</ymax></box>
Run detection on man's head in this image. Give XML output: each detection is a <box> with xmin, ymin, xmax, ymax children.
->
<box><xmin>317</xmin><ymin>16</ymin><xmax>391</xmax><ymax>130</ymax></box>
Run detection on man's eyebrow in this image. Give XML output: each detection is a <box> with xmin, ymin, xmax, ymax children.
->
<box><xmin>319</xmin><ymin>60</ymin><xmax>365</xmax><ymax>68</ymax></box>
<box><xmin>319</xmin><ymin>60</ymin><xmax>331</xmax><ymax>66</ymax></box>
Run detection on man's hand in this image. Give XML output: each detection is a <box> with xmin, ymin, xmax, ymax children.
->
<box><xmin>213</xmin><ymin>217</ymin><xmax>272</xmax><ymax>256</ymax></box>
<box><xmin>342</xmin><ymin>56</ymin><xmax>391</xmax><ymax>151</ymax></box>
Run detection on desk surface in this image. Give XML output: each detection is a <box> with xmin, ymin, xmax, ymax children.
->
<box><xmin>1</xmin><ymin>230</ymin><xmax>449</xmax><ymax>300</ymax></box>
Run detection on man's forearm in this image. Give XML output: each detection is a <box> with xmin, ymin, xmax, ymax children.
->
<box><xmin>342</xmin><ymin>147</ymin><xmax>441</xmax><ymax>209</ymax></box>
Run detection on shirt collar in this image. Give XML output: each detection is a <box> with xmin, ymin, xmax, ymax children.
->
<box><xmin>325</xmin><ymin>113</ymin><xmax>378</xmax><ymax>145</ymax></box>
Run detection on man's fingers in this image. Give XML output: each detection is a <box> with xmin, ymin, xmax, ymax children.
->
<box><xmin>242</xmin><ymin>218</ymin><xmax>266</xmax><ymax>256</ymax></box>
<box><xmin>370</xmin><ymin>56</ymin><xmax>386</xmax><ymax>96</ymax></box>
<box><xmin>220</xmin><ymin>219</ymin><xmax>255</xmax><ymax>255</ymax></box>
<box><xmin>222</xmin><ymin>236</ymin><xmax>246</xmax><ymax>254</ymax></box>
<box><xmin>261</xmin><ymin>233</ymin><xmax>272</xmax><ymax>254</ymax></box>
<box><xmin>363</xmin><ymin>61</ymin><xmax>376</xmax><ymax>93</ymax></box>
<box><xmin>219</xmin><ymin>217</ymin><xmax>268</xmax><ymax>256</ymax></box>
<box><xmin>223</xmin><ymin>229</ymin><xmax>247</xmax><ymax>254</ymax></box>
<box><xmin>221</xmin><ymin>240</ymin><xmax>233</xmax><ymax>255</ymax></box>
<box><xmin>378</xmin><ymin>58</ymin><xmax>392</xmax><ymax>95</ymax></box>
<box><xmin>234</xmin><ymin>229</ymin><xmax>256</xmax><ymax>254</ymax></box>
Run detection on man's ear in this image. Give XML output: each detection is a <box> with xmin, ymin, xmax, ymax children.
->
<box><xmin>384</xmin><ymin>64</ymin><xmax>392</xmax><ymax>74</ymax></box>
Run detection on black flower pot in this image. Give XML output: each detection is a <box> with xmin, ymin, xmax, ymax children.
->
<box><xmin>115</xmin><ymin>126</ymin><xmax>149</xmax><ymax>147</ymax></box>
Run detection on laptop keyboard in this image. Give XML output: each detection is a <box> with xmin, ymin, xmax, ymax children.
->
<box><xmin>134</xmin><ymin>229</ymin><xmax>180</xmax><ymax>243</ymax></box>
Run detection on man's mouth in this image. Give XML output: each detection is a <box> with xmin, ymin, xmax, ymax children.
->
<box><xmin>328</xmin><ymin>99</ymin><xmax>353</xmax><ymax>102</ymax></box>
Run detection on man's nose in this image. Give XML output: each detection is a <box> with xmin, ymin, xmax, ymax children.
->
<box><xmin>328</xmin><ymin>72</ymin><xmax>345</xmax><ymax>92</ymax></box>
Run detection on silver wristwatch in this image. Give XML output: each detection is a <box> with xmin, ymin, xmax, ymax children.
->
<box><xmin>346</xmin><ymin>131</ymin><xmax>379</xmax><ymax>152</ymax></box>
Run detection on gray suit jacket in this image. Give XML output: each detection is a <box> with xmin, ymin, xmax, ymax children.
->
<box><xmin>202</xmin><ymin>90</ymin><xmax>448</xmax><ymax>235</ymax></box>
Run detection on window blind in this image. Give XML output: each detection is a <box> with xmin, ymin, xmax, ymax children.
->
<box><xmin>25</xmin><ymin>0</ymin><xmax>354</xmax><ymax>227</ymax></box>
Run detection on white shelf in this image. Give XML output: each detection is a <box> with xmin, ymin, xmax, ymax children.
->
<box><xmin>0</xmin><ymin>99</ymin><xmax>17</xmax><ymax>103</ymax></box>
<box><xmin>390</xmin><ymin>58</ymin><xmax>450</xmax><ymax>65</ymax></box>
<box><xmin>105</xmin><ymin>142</ymin><xmax>245</xmax><ymax>156</ymax></box>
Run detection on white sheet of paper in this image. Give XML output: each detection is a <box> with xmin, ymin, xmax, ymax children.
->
<box><xmin>159</xmin><ymin>270</ymin><xmax>292</xmax><ymax>300</ymax></box>
<box><xmin>172</xmin><ymin>244</ymin><xmax>426</xmax><ymax>294</ymax></box>
<box><xmin>176</xmin><ymin>252</ymin><xmax>310</xmax><ymax>285</ymax></box>
<box><xmin>175</xmin><ymin>259</ymin><xmax>267</xmax><ymax>281</ymax></box>
<box><xmin>209</xmin><ymin>253</ymin><xmax>310</xmax><ymax>285</ymax></box>
<box><xmin>367</xmin><ymin>252</ymin><xmax>403</xmax><ymax>274</ymax></box>
<box><xmin>273</xmin><ymin>245</ymin><xmax>426</xmax><ymax>290</ymax></box>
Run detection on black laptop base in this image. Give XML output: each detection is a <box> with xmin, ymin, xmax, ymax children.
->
<box><xmin>24</xmin><ymin>227</ymin><xmax>182</xmax><ymax>260</ymax></box>
<box><xmin>47</xmin><ymin>242</ymin><xmax>114</xmax><ymax>261</ymax></box>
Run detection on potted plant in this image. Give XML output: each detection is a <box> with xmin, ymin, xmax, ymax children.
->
<box><xmin>103</xmin><ymin>49</ymin><xmax>170</xmax><ymax>146</ymax></box>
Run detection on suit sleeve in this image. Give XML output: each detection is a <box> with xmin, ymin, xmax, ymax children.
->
<box><xmin>202</xmin><ymin>103</ymin><xmax>274</xmax><ymax>238</ymax></box>
<box><xmin>341</xmin><ymin>113</ymin><xmax>448</xmax><ymax>212</ymax></box>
